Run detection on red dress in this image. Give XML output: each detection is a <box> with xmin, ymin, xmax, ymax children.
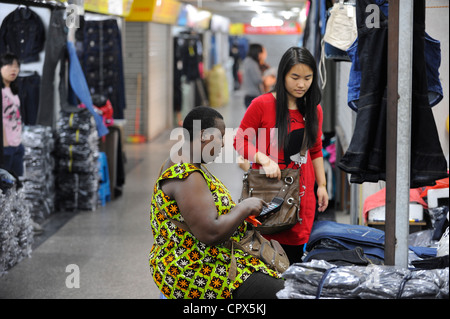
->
<box><xmin>234</xmin><ymin>93</ymin><xmax>323</xmax><ymax>245</ymax></box>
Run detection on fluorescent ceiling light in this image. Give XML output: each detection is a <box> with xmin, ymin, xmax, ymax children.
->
<box><xmin>250</xmin><ymin>16</ymin><xmax>284</xmax><ymax>27</ymax></box>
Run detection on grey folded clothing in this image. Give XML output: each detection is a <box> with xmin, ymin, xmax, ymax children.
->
<box><xmin>277</xmin><ymin>260</ymin><xmax>449</xmax><ymax>299</ymax></box>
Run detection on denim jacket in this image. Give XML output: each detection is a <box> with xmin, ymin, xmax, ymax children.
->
<box><xmin>0</xmin><ymin>7</ymin><xmax>46</xmax><ymax>63</ymax></box>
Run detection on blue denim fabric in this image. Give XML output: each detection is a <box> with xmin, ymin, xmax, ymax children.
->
<box><xmin>424</xmin><ymin>33</ymin><xmax>443</xmax><ymax>107</ymax></box>
<box><xmin>0</xmin><ymin>7</ymin><xmax>46</xmax><ymax>63</ymax></box>
<box><xmin>346</xmin><ymin>39</ymin><xmax>360</xmax><ymax>111</ymax></box>
<box><xmin>67</xmin><ymin>41</ymin><xmax>108</xmax><ymax>138</ymax></box>
<box><xmin>347</xmin><ymin>32</ymin><xmax>444</xmax><ymax>111</ymax></box>
<box><xmin>3</xmin><ymin>144</ymin><xmax>25</xmax><ymax>176</ymax></box>
<box><xmin>303</xmin><ymin>247</ymin><xmax>384</xmax><ymax>264</ymax></box>
<box><xmin>338</xmin><ymin>0</ymin><xmax>447</xmax><ymax>187</ymax></box>
<box><xmin>78</xmin><ymin>20</ymin><xmax>127</xmax><ymax>119</ymax></box>
<box><xmin>36</xmin><ymin>9</ymin><xmax>67</xmax><ymax>127</ymax></box>
<box><xmin>16</xmin><ymin>72</ymin><xmax>41</xmax><ymax>125</ymax></box>
<box><xmin>409</xmin><ymin>246</ymin><xmax>437</xmax><ymax>258</ymax></box>
<box><xmin>324</xmin><ymin>42</ymin><xmax>351</xmax><ymax>62</ymax></box>
<box><xmin>306</xmin><ymin>221</ymin><xmax>385</xmax><ymax>259</ymax></box>
<box><xmin>346</xmin><ymin>0</ymin><xmax>443</xmax><ymax>110</ymax></box>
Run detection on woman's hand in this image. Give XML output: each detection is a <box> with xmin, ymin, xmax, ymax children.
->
<box><xmin>162</xmin><ymin>171</ymin><xmax>267</xmax><ymax>246</ymax></box>
<box><xmin>255</xmin><ymin>152</ymin><xmax>281</xmax><ymax>180</ymax></box>
<box><xmin>316</xmin><ymin>185</ymin><xmax>329</xmax><ymax>212</ymax></box>
<box><xmin>238</xmin><ymin>197</ymin><xmax>267</xmax><ymax>217</ymax></box>
<box><xmin>262</xmin><ymin>158</ymin><xmax>281</xmax><ymax>180</ymax></box>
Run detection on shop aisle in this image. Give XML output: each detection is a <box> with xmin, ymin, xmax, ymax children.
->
<box><xmin>0</xmin><ymin>136</ymin><xmax>167</xmax><ymax>298</ymax></box>
<box><xmin>0</xmin><ymin>91</ymin><xmax>247</xmax><ymax>299</ymax></box>
<box><xmin>0</xmin><ymin>90</ymin><xmax>344</xmax><ymax>298</ymax></box>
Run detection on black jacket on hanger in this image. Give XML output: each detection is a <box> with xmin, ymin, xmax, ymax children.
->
<box><xmin>0</xmin><ymin>6</ymin><xmax>46</xmax><ymax>63</ymax></box>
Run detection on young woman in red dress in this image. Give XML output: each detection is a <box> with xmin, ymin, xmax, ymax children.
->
<box><xmin>234</xmin><ymin>47</ymin><xmax>329</xmax><ymax>263</ymax></box>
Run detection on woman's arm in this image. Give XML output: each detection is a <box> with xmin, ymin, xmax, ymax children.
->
<box><xmin>3</xmin><ymin>126</ymin><xmax>8</xmax><ymax>147</ymax></box>
<box><xmin>161</xmin><ymin>172</ymin><xmax>266</xmax><ymax>246</ymax></box>
<box><xmin>312</xmin><ymin>156</ymin><xmax>329</xmax><ymax>212</ymax></box>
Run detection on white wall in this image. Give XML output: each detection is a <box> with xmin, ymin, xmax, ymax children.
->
<box><xmin>147</xmin><ymin>22</ymin><xmax>173</xmax><ymax>140</ymax></box>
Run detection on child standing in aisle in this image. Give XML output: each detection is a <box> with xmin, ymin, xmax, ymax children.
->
<box><xmin>1</xmin><ymin>53</ymin><xmax>24</xmax><ymax>177</ymax></box>
<box><xmin>234</xmin><ymin>47</ymin><xmax>329</xmax><ymax>263</ymax></box>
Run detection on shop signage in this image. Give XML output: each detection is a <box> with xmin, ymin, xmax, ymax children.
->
<box><xmin>83</xmin><ymin>0</ymin><xmax>134</xmax><ymax>17</ymax></box>
<box><xmin>126</xmin><ymin>0</ymin><xmax>181</xmax><ymax>24</ymax></box>
<box><xmin>243</xmin><ymin>22</ymin><xmax>302</xmax><ymax>35</ymax></box>
<box><xmin>230</xmin><ymin>22</ymin><xmax>302</xmax><ymax>35</ymax></box>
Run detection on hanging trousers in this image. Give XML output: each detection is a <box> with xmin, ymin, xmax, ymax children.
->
<box><xmin>36</xmin><ymin>8</ymin><xmax>68</xmax><ymax>127</ymax></box>
<box><xmin>338</xmin><ymin>0</ymin><xmax>447</xmax><ymax>188</ymax></box>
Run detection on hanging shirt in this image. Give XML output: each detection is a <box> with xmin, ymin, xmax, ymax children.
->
<box><xmin>2</xmin><ymin>87</ymin><xmax>22</xmax><ymax>147</ymax></box>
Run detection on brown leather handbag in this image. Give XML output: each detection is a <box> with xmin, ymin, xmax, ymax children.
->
<box><xmin>240</xmin><ymin>168</ymin><xmax>302</xmax><ymax>234</ymax></box>
<box><xmin>239</xmin><ymin>131</ymin><xmax>307</xmax><ymax>234</ymax></box>
<box><xmin>225</xmin><ymin>228</ymin><xmax>290</xmax><ymax>280</ymax></box>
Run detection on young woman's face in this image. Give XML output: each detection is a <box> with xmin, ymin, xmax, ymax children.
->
<box><xmin>284</xmin><ymin>63</ymin><xmax>313</xmax><ymax>99</ymax></box>
<box><xmin>1</xmin><ymin>60</ymin><xmax>20</xmax><ymax>85</ymax></box>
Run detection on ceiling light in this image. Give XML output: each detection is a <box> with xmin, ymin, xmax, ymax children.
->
<box><xmin>250</xmin><ymin>16</ymin><xmax>284</xmax><ymax>27</ymax></box>
<box><xmin>281</xmin><ymin>11</ymin><xmax>293</xmax><ymax>20</ymax></box>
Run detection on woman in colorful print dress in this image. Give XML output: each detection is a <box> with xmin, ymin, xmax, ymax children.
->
<box><xmin>149</xmin><ymin>106</ymin><xmax>284</xmax><ymax>299</ymax></box>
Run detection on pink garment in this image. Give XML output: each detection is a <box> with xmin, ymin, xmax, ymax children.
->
<box><xmin>2</xmin><ymin>87</ymin><xmax>22</xmax><ymax>146</ymax></box>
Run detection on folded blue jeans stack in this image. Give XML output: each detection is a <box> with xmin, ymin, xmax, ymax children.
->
<box><xmin>305</xmin><ymin>220</ymin><xmax>385</xmax><ymax>263</ymax></box>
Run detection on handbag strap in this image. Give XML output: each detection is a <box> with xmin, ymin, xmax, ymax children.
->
<box><xmin>300</xmin><ymin>127</ymin><xmax>308</xmax><ymax>157</ymax></box>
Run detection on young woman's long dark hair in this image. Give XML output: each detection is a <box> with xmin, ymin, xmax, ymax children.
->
<box><xmin>0</xmin><ymin>52</ymin><xmax>20</xmax><ymax>95</ymax></box>
<box><xmin>274</xmin><ymin>47</ymin><xmax>321</xmax><ymax>151</ymax></box>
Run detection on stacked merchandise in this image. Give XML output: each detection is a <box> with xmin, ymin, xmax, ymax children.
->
<box><xmin>276</xmin><ymin>260</ymin><xmax>449</xmax><ymax>299</ymax></box>
<box><xmin>21</xmin><ymin>126</ymin><xmax>55</xmax><ymax>224</ymax></box>
<box><xmin>303</xmin><ymin>221</ymin><xmax>385</xmax><ymax>264</ymax></box>
<box><xmin>55</xmin><ymin>109</ymin><xmax>99</xmax><ymax>211</ymax></box>
<box><xmin>0</xmin><ymin>170</ymin><xmax>33</xmax><ymax>277</ymax></box>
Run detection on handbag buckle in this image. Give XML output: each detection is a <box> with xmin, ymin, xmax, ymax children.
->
<box><xmin>284</xmin><ymin>176</ymin><xmax>294</xmax><ymax>185</ymax></box>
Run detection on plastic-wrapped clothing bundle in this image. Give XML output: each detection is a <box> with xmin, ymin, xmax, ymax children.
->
<box><xmin>276</xmin><ymin>260</ymin><xmax>449</xmax><ymax>299</ymax></box>
<box><xmin>0</xmin><ymin>185</ymin><xmax>34</xmax><ymax>277</ymax></box>
<box><xmin>55</xmin><ymin>108</ymin><xmax>99</xmax><ymax>211</ymax></box>
<box><xmin>21</xmin><ymin>125</ymin><xmax>55</xmax><ymax>223</ymax></box>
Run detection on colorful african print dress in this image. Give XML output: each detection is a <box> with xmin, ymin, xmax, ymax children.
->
<box><xmin>149</xmin><ymin>162</ymin><xmax>280</xmax><ymax>299</ymax></box>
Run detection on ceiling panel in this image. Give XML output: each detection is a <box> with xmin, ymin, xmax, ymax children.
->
<box><xmin>178</xmin><ymin>0</ymin><xmax>307</xmax><ymax>24</ymax></box>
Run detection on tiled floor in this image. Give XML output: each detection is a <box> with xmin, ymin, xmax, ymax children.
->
<box><xmin>0</xmin><ymin>90</ymin><xmax>347</xmax><ymax>298</ymax></box>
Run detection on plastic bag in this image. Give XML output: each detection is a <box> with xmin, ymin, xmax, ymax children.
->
<box><xmin>437</xmin><ymin>227</ymin><xmax>449</xmax><ymax>257</ymax></box>
<box><xmin>277</xmin><ymin>260</ymin><xmax>449</xmax><ymax>299</ymax></box>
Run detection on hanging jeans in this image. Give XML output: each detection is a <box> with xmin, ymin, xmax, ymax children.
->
<box><xmin>424</xmin><ymin>33</ymin><xmax>443</xmax><ymax>107</ymax></box>
<box><xmin>338</xmin><ymin>0</ymin><xmax>447</xmax><ymax>188</ymax></box>
<box><xmin>36</xmin><ymin>8</ymin><xmax>68</xmax><ymax>128</ymax></box>
<box><xmin>16</xmin><ymin>72</ymin><xmax>41</xmax><ymax>125</ymax></box>
<box><xmin>79</xmin><ymin>20</ymin><xmax>126</xmax><ymax>119</ymax></box>
<box><xmin>346</xmin><ymin>0</ymin><xmax>443</xmax><ymax>111</ymax></box>
<box><xmin>3</xmin><ymin>144</ymin><xmax>25</xmax><ymax>176</ymax></box>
